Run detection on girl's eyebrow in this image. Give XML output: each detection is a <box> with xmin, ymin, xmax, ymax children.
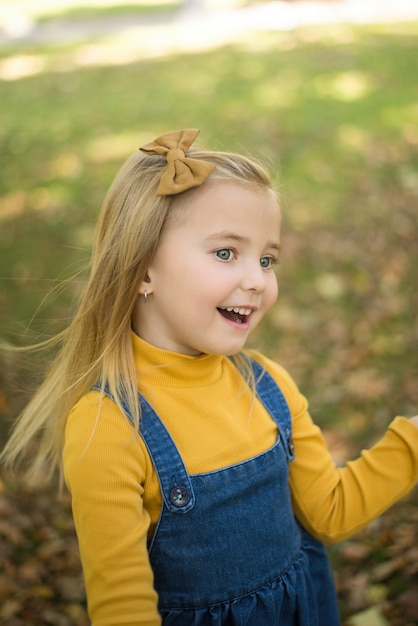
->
<box><xmin>206</xmin><ymin>232</ymin><xmax>281</xmax><ymax>252</ymax></box>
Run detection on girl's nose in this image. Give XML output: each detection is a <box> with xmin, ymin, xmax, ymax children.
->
<box><xmin>240</xmin><ymin>262</ymin><xmax>266</xmax><ymax>293</ymax></box>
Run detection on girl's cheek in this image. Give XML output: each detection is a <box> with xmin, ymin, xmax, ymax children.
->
<box><xmin>269</xmin><ymin>274</ymin><xmax>279</xmax><ymax>296</ymax></box>
<box><xmin>267</xmin><ymin>281</ymin><xmax>279</xmax><ymax>309</ymax></box>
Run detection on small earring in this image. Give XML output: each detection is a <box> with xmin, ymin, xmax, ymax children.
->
<box><xmin>144</xmin><ymin>289</ymin><xmax>148</xmax><ymax>303</ymax></box>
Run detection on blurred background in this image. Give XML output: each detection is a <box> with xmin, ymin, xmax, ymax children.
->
<box><xmin>0</xmin><ymin>1</ymin><xmax>417</xmax><ymax>624</ymax></box>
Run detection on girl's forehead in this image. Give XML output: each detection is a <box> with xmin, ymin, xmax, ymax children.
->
<box><xmin>167</xmin><ymin>181</ymin><xmax>281</xmax><ymax>240</ymax></box>
<box><xmin>174</xmin><ymin>180</ymin><xmax>279</xmax><ymax>217</ymax></box>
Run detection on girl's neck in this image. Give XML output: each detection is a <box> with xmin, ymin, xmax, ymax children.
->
<box><xmin>132</xmin><ymin>331</ymin><xmax>225</xmax><ymax>388</ymax></box>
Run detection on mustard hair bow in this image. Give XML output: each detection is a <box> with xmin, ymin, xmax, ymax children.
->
<box><xmin>139</xmin><ymin>129</ymin><xmax>216</xmax><ymax>196</ymax></box>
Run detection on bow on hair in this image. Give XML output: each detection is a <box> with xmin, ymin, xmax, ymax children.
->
<box><xmin>139</xmin><ymin>129</ymin><xmax>216</xmax><ymax>196</ymax></box>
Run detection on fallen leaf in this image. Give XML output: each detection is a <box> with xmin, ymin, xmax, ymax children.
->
<box><xmin>397</xmin><ymin>589</ymin><xmax>418</xmax><ymax>621</ymax></box>
<box><xmin>347</xmin><ymin>605</ymin><xmax>391</xmax><ymax>626</ymax></box>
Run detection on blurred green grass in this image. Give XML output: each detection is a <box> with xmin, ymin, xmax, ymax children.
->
<box><xmin>0</xmin><ymin>0</ymin><xmax>181</xmax><ymax>21</ymax></box>
<box><xmin>1</xmin><ymin>13</ymin><xmax>418</xmax><ymax>444</ymax></box>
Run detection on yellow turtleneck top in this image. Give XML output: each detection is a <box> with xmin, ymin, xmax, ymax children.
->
<box><xmin>63</xmin><ymin>333</ymin><xmax>418</xmax><ymax>626</ymax></box>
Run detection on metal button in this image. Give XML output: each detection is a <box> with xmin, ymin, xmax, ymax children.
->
<box><xmin>169</xmin><ymin>486</ymin><xmax>190</xmax><ymax>507</ymax></box>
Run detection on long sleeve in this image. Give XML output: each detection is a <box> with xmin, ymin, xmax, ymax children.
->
<box><xmin>63</xmin><ymin>339</ymin><xmax>418</xmax><ymax>623</ymax></box>
<box><xmin>253</xmin><ymin>353</ymin><xmax>418</xmax><ymax>543</ymax></box>
<box><xmin>63</xmin><ymin>393</ymin><xmax>161</xmax><ymax>626</ymax></box>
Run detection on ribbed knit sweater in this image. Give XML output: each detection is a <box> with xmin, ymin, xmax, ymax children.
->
<box><xmin>64</xmin><ymin>333</ymin><xmax>418</xmax><ymax>625</ymax></box>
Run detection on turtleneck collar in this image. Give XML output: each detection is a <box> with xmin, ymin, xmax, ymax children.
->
<box><xmin>132</xmin><ymin>332</ymin><xmax>226</xmax><ymax>388</ymax></box>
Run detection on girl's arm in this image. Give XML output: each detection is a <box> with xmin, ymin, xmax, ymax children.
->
<box><xmin>253</xmin><ymin>353</ymin><xmax>418</xmax><ymax>544</ymax></box>
<box><xmin>289</xmin><ymin>410</ymin><xmax>418</xmax><ymax>543</ymax></box>
<box><xmin>63</xmin><ymin>393</ymin><xmax>161</xmax><ymax>626</ymax></box>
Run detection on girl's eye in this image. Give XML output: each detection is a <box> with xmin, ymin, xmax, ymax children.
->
<box><xmin>215</xmin><ymin>249</ymin><xmax>234</xmax><ymax>261</ymax></box>
<box><xmin>260</xmin><ymin>256</ymin><xmax>276</xmax><ymax>269</ymax></box>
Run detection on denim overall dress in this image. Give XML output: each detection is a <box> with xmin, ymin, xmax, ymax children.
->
<box><xmin>97</xmin><ymin>359</ymin><xmax>340</xmax><ymax>625</ymax></box>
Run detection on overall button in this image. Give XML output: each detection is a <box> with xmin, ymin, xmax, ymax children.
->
<box><xmin>169</xmin><ymin>486</ymin><xmax>190</xmax><ymax>507</ymax></box>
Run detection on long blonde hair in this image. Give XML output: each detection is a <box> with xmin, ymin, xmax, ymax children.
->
<box><xmin>1</xmin><ymin>143</ymin><xmax>273</xmax><ymax>483</ymax></box>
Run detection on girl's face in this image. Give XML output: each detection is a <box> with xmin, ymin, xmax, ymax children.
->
<box><xmin>133</xmin><ymin>181</ymin><xmax>281</xmax><ymax>356</ymax></box>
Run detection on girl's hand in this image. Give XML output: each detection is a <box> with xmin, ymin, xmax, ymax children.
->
<box><xmin>409</xmin><ymin>416</ymin><xmax>418</xmax><ymax>428</ymax></box>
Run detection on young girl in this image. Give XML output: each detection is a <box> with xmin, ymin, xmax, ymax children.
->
<box><xmin>2</xmin><ymin>128</ymin><xmax>418</xmax><ymax>626</ymax></box>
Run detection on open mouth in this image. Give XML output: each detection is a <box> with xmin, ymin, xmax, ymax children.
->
<box><xmin>217</xmin><ymin>306</ymin><xmax>252</xmax><ymax>325</ymax></box>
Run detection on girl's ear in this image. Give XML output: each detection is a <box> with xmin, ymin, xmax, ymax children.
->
<box><xmin>138</xmin><ymin>272</ymin><xmax>153</xmax><ymax>296</ymax></box>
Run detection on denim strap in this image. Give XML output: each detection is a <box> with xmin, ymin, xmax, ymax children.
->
<box><xmin>249</xmin><ymin>359</ymin><xmax>296</xmax><ymax>462</ymax></box>
<box><xmin>91</xmin><ymin>383</ymin><xmax>195</xmax><ymax>513</ymax></box>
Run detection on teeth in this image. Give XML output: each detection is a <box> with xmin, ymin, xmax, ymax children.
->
<box><xmin>220</xmin><ymin>306</ymin><xmax>252</xmax><ymax>316</ymax></box>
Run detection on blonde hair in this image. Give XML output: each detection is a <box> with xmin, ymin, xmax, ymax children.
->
<box><xmin>1</xmin><ymin>144</ymin><xmax>273</xmax><ymax>483</ymax></box>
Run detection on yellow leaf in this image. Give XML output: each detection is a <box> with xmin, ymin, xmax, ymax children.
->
<box><xmin>348</xmin><ymin>606</ymin><xmax>390</xmax><ymax>626</ymax></box>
